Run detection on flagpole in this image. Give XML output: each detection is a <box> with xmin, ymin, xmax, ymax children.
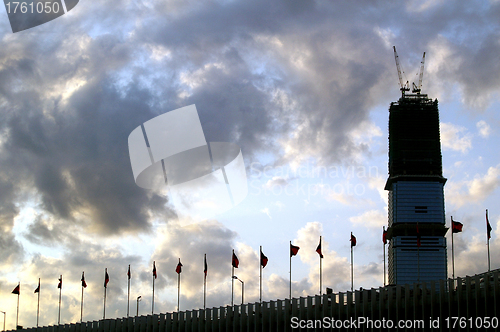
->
<box><xmin>289</xmin><ymin>241</ymin><xmax>292</xmax><ymax>299</ymax></box>
<box><xmin>451</xmin><ymin>216</ymin><xmax>455</xmax><ymax>280</ymax></box>
<box><xmin>487</xmin><ymin>209</ymin><xmax>491</xmax><ymax>272</ymax></box>
<box><xmin>16</xmin><ymin>283</ymin><xmax>20</xmax><ymax>329</ymax></box>
<box><xmin>103</xmin><ymin>268</ymin><xmax>107</xmax><ymax>320</ymax></box>
<box><xmin>152</xmin><ymin>262</ymin><xmax>155</xmax><ymax>315</ymax></box>
<box><xmin>58</xmin><ymin>275</ymin><xmax>62</xmax><ymax>325</ymax></box>
<box><xmin>231</xmin><ymin>249</ymin><xmax>234</xmax><ymax>306</ymax></box>
<box><xmin>259</xmin><ymin>246</ymin><xmax>263</xmax><ymax>303</ymax></box>
<box><xmin>177</xmin><ymin>269</ymin><xmax>180</xmax><ymax>312</ymax></box>
<box><xmin>383</xmin><ymin>240</ymin><xmax>386</xmax><ymax>286</ymax></box>
<box><xmin>127</xmin><ymin>265</ymin><xmax>130</xmax><ymax>317</ymax></box>
<box><xmin>383</xmin><ymin>227</ymin><xmax>386</xmax><ymax>286</ymax></box>
<box><xmin>203</xmin><ymin>254</ymin><xmax>207</xmax><ymax>310</ymax></box>
<box><xmin>488</xmin><ymin>235</ymin><xmax>491</xmax><ymax>272</ymax></box>
<box><xmin>320</xmin><ymin>249</ymin><xmax>322</xmax><ymax>295</ymax></box>
<box><xmin>351</xmin><ymin>233</ymin><xmax>353</xmax><ymax>292</ymax></box>
<box><xmin>319</xmin><ymin>235</ymin><xmax>323</xmax><ymax>296</ymax></box>
<box><xmin>81</xmin><ymin>279</ymin><xmax>84</xmax><ymax>323</ymax></box>
<box><xmin>37</xmin><ymin>278</ymin><xmax>40</xmax><ymax>327</ymax></box>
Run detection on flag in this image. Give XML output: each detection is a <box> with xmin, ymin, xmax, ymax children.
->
<box><xmin>383</xmin><ymin>227</ymin><xmax>388</xmax><ymax>244</ymax></box>
<box><xmin>350</xmin><ymin>233</ymin><xmax>356</xmax><ymax>247</ymax></box>
<box><xmin>176</xmin><ymin>259</ymin><xmax>182</xmax><ymax>274</ymax></box>
<box><xmin>204</xmin><ymin>255</ymin><xmax>208</xmax><ymax>278</ymax></box>
<box><xmin>153</xmin><ymin>261</ymin><xmax>157</xmax><ymax>279</ymax></box>
<box><xmin>232</xmin><ymin>252</ymin><xmax>239</xmax><ymax>268</ymax></box>
<box><xmin>487</xmin><ymin>209</ymin><xmax>492</xmax><ymax>240</ymax></box>
<box><xmin>57</xmin><ymin>276</ymin><xmax>62</xmax><ymax>289</ymax></box>
<box><xmin>81</xmin><ymin>272</ymin><xmax>87</xmax><ymax>288</ymax></box>
<box><xmin>316</xmin><ymin>238</ymin><xmax>323</xmax><ymax>258</ymax></box>
<box><xmin>452</xmin><ymin>220</ymin><xmax>463</xmax><ymax>233</ymax></box>
<box><xmin>34</xmin><ymin>280</ymin><xmax>40</xmax><ymax>293</ymax></box>
<box><xmin>260</xmin><ymin>249</ymin><xmax>268</xmax><ymax>268</ymax></box>
<box><xmin>290</xmin><ymin>243</ymin><xmax>300</xmax><ymax>257</ymax></box>
<box><xmin>416</xmin><ymin>224</ymin><xmax>421</xmax><ymax>247</ymax></box>
<box><xmin>12</xmin><ymin>284</ymin><xmax>20</xmax><ymax>295</ymax></box>
<box><xmin>127</xmin><ymin>265</ymin><xmax>131</xmax><ymax>280</ymax></box>
<box><xmin>104</xmin><ymin>269</ymin><xmax>109</xmax><ymax>288</ymax></box>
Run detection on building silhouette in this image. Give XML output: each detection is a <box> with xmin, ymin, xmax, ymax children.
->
<box><xmin>385</xmin><ymin>91</ymin><xmax>449</xmax><ymax>285</ymax></box>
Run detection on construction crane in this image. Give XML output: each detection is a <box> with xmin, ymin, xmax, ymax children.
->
<box><xmin>412</xmin><ymin>52</ymin><xmax>426</xmax><ymax>94</ymax></box>
<box><xmin>393</xmin><ymin>46</ymin><xmax>410</xmax><ymax>97</ymax></box>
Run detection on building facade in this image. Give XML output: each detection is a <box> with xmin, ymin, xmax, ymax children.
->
<box><xmin>385</xmin><ymin>94</ymin><xmax>448</xmax><ymax>285</ymax></box>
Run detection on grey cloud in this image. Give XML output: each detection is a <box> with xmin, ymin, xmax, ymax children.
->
<box><xmin>359</xmin><ymin>262</ymin><xmax>381</xmax><ymax>279</ymax></box>
<box><xmin>130</xmin><ymin>0</ymin><xmax>404</xmax><ymax>166</ymax></box>
<box><xmin>455</xmin><ymin>33</ymin><xmax>500</xmax><ymax>110</ymax></box>
<box><xmin>24</xmin><ymin>215</ymin><xmax>66</xmax><ymax>246</ymax></box>
<box><xmin>2</xmin><ymin>74</ymin><xmax>176</xmax><ymax>235</ymax></box>
<box><xmin>0</xmin><ymin>178</ymin><xmax>24</xmax><ymax>265</ymax></box>
<box><xmin>0</xmin><ymin>232</ymin><xmax>23</xmax><ymax>265</ymax></box>
<box><xmin>0</xmin><ymin>29</ymin><xmax>167</xmax><ymax>236</ymax></box>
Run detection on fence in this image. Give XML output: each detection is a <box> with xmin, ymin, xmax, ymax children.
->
<box><xmin>14</xmin><ymin>269</ymin><xmax>500</xmax><ymax>331</ymax></box>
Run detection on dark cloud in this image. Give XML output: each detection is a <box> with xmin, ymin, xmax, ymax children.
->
<box><xmin>454</xmin><ymin>33</ymin><xmax>500</xmax><ymax>109</ymax></box>
<box><xmin>1</xmin><ymin>73</ymin><xmax>177</xmax><ymax>234</ymax></box>
<box><xmin>127</xmin><ymin>0</ymin><xmax>406</xmax><ymax>166</ymax></box>
<box><xmin>24</xmin><ymin>215</ymin><xmax>65</xmax><ymax>246</ymax></box>
<box><xmin>0</xmin><ymin>178</ymin><xmax>24</xmax><ymax>265</ymax></box>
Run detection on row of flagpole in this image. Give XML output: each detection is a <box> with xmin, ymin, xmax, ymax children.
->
<box><xmin>7</xmin><ymin>235</ymin><xmax>352</xmax><ymax>328</ymax></box>
<box><xmin>449</xmin><ymin>209</ymin><xmax>493</xmax><ymax>279</ymax></box>
<box><xmin>8</xmin><ymin>234</ymin><xmax>359</xmax><ymax>329</ymax></box>
<box><xmin>8</xmin><ymin>213</ymin><xmax>494</xmax><ymax>328</ymax></box>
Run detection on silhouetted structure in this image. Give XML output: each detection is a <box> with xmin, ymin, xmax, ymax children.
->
<box><xmin>385</xmin><ymin>92</ymin><xmax>448</xmax><ymax>285</ymax></box>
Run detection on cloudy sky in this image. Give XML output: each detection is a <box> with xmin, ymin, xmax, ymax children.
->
<box><xmin>1</xmin><ymin>0</ymin><xmax>500</xmax><ymax>329</ymax></box>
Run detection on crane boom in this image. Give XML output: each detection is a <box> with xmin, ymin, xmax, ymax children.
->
<box><xmin>393</xmin><ymin>46</ymin><xmax>409</xmax><ymax>96</ymax></box>
<box><xmin>412</xmin><ymin>52</ymin><xmax>426</xmax><ymax>94</ymax></box>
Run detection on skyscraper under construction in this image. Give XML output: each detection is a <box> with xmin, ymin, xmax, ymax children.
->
<box><xmin>385</xmin><ymin>48</ymin><xmax>448</xmax><ymax>285</ymax></box>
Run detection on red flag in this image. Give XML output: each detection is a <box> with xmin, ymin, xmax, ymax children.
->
<box><xmin>104</xmin><ymin>269</ymin><xmax>109</xmax><ymax>288</ymax></box>
<box><xmin>452</xmin><ymin>220</ymin><xmax>463</xmax><ymax>233</ymax></box>
<box><xmin>127</xmin><ymin>265</ymin><xmax>131</xmax><ymax>280</ymax></box>
<box><xmin>416</xmin><ymin>224</ymin><xmax>421</xmax><ymax>247</ymax></box>
<box><xmin>316</xmin><ymin>238</ymin><xmax>323</xmax><ymax>258</ymax></box>
<box><xmin>383</xmin><ymin>227</ymin><xmax>388</xmax><ymax>244</ymax></box>
<box><xmin>487</xmin><ymin>209</ymin><xmax>492</xmax><ymax>240</ymax></box>
<box><xmin>232</xmin><ymin>252</ymin><xmax>239</xmax><ymax>268</ymax></box>
<box><xmin>260</xmin><ymin>249</ymin><xmax>268</xmax><ymax>268</ymax></box>
<box><xmin>57</xmin><ymin>276</ymin><xmax>62</xmax><ymax>289</ymax></box>
<box><xmin>81</xmin><ymin>272</ymin><xmax>87</xmax><ymax>288</ymax></box>
<box><xmin>12</xmin><ymin>284</ymin><xmax>20</xmax><ymax>295</ymax></box>
<box><xmin>176</xmin><ymin>259</ymin><xmax>182</xmax><ymax>274</ymax></box>
<box><xmin>34</xmin><ymin>280</ymin><xmax>40</xmax><ymax>293</ymax></box>
<box><xmin>350</xmin><ymin>233</ymin><xmax>356</xmax><ymax>247</ymax></box>
<box><xmin>290</xmin><ymin>243</ymin><xmax>300</xmax><ymax>257</ymax></box>
<box><xmin>204</xmin><ymin>255</ymin><xmax>208</xmax><ymax>278</ymax></box>
<box><xmin>153</xmin><ymin>261</ymin><xmax>157</xmax><ymax>279</ymax></box>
